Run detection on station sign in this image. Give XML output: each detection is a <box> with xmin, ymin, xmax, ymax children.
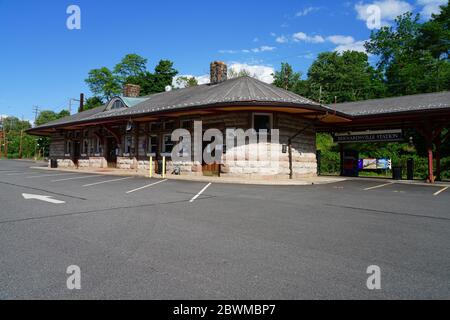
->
<box><xmin>334</xmin><ymin>129</ymin><xmax>404</xmax><ymax>144</ymax></box>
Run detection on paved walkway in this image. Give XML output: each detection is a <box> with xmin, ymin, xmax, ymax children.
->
<box><xmin>29</xmin><ymin>165</ymin><xmax>346</xmax><ymax>186</ymax></box>
<box><xmin>28</xmin><ymin>164</ymin><xmax>450</xmax><ymax>187</ymax></box>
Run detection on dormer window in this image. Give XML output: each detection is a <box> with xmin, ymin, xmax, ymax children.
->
<box><xmin>112</xmin><ymin>100</ymin><xmax>125</xmax><ymax>110</ymax></box>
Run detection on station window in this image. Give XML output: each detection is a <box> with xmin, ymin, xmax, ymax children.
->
<box><xmin>147</xmin><ymin>135</ymin><xmax>158</xmax><ymax>154</ymax></box>
<box><xmin>162</xmin><ymin>134</ymin><xmax>174</xmax><ymax>153</ymax></box>
<box><xmin>253</xmin><ymin>113</ymin><xmax>273</xmax><ymax>133</ymax></box>
<box><xmin>65</xmin><ymin>140</ymin><xmax>72</xmax><ymax>155</ymax></box>
<box><xmin>112</xmin><ymin>100</ymin><xmax>125</xmax><ymax>110</ymax></box>
<box><xmin>91</xmin><ymin>137</ymin><xmax>101</xmax><ymax>154</ymax></box>
<box><xmin>124</xmin><ymin>136</ymin><xmax>133</xmax><ymax>155</ymax></box>
<box><xmin>82</xmin><ymin>139</ymin><xmax>89</xmax><ymax>155</ymax></box>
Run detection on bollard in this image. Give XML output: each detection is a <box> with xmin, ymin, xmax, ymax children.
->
<box><xmin>162</xmin><ymin>156</ymin><xmax>166</xmax><ymax>179</ymax></box>
<box><xmin>149</xmin><ymin>156</ymin><xmax>153</xmax><ymax>178</ymax></box>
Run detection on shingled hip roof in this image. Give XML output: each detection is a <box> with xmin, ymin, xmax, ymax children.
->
<box><xmin>331</xmin><ymin>91</ymin><xmax>450</xmax><ymax>117</ymax></box>
<box><xmin>29</xmin><ymin>76</ymin><xmax>337</xmax><ymax>131</ymax></box>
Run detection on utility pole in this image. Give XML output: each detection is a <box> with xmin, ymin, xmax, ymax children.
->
<box><xmin>19</xmin><ymin>115</ymin><xmax>24</xmax><ymax>159</ymax></box>
<box><xmin>0</xmin><ymin>115</ymin><xmax>3</xmax><ymax>158</ymax></box>
<box><xmin>33</xmin><ymin>106</ymin><xmax>40</xmax><ymax>160</ymax></box>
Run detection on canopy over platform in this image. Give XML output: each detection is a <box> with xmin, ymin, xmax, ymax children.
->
<box><xmin>320</xmin><ymin>91</ymin><xmax>450</xmax><ymax>183</ymax></box>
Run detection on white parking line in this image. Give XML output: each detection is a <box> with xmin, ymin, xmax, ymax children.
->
<box><xmin>83</xmin><ymin>176</ymin><xmax>133</xmax><ymax>187</ymax></box>
<box><xmin>434</xmin><ymin>186</ymin><xmax>449</xmax><ymax>196</ymax></box>
<box><xmin>26</xmin><ymin>173</ymin><xmax>78</xmax><ymax>179</ymax></box>
<box><xmin>189</xmin><ymin>183</ymin><xmax>212</xmax><ymax>203</ymax></box>
<box><xmin>52</xmin><ymin>175</ymin><xmax>102</xmax><ymax>182</ymax></box>
<box><xmin>363</xmin><ymin>182</ymin><xmax>394</xmax><ymax>191</ymax></box>
<box><xmin>126</xmin><ymin>179</ymin><xmax>168</xmax><ymax>194</ymax></box>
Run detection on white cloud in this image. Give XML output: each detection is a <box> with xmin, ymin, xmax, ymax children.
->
<box><xmin>299</xmin><ymin>53</ymin><xmax>315</xmax><ymax>59</ymax></box>
<box><xmin>417</xmin><ymin>0</ymin><xmax>446</xmax><ymax>19</ymax></box>
<box><xmin>219</xmin><ymin>49</ymin><xmax>238</xmax><ymax>54</ymax></box>
<box><xmin>228</xmin><ymin>63</ymin><xmax>275</xmax><ymax>83</ymax></box>
<box><xmin>291</xmin><ymin>31</ymin><xmax>368</xmax><ymax>54</ymax></box>
<box><xmin>293</xmin><ymin>32</ymin><xmax>325</xmax><ymax>43</ymax></box>
<box><xmin>296</xmin><ymin>7</ymin><xmax>320</xmax><ymax>17</ymax></box>
<box><xmin>276</xmin><ymin>35</ymin><xmax>288</xmax><ymax>43</ymax></box>
<box><xmin>334</xmin><ymin>40</ymin><xmax>368</xmax><ymax>53</ymax></box>
<box><xmin>327</xmin><ymin>35</ymin><xmax>356</xmax><ymax>45</ymax></box>
<box><xmin>250</xmin><ymin>46</ymin><xmax>276</xmax><ymax>53</ymax></box>
<box><xmin>219</xmin><ymin>46</ymin><xmax>276</xmax><ymax>54</ymax></box>
<box><xmin>355</xmin><ymin>0</ymin><xmax>413</xmax><ymax>25</ymax></box>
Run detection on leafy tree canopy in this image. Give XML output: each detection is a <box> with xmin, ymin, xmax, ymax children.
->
<box><xmin>85</xmin><ymin>54</ymin><xmax>178</xmax><ymax>99</ymax></box>
<box><xmin>83</xmin><ymin>96</ymin><xmax>104</xmax><ymax>111</ymax></box>
<box><xmin>35</xmin><ymin>110</ymin><xmax>70</xmax><ymax>127</ymax></box>
<box><xmin>175</xmin><ymin>76</ymin><xmax>198</xmax><ymax>88</ymax></box>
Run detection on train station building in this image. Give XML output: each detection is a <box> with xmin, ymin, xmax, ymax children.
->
<box><xmin>28</xmin><ymin>62</ymin><xmax>450</xmax><ymax>183</ymax></box>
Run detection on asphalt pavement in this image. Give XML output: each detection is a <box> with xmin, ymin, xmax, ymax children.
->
<box><xmin>0</xmin><ymin>159</ymin><xmax>449</xmax><ymax>299</ymax></box>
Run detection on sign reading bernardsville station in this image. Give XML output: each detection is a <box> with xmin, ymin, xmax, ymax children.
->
<box><xmin>333</xmin><ymin>129</ymin><xmax>404</xmax><ymax>143</ymax></box>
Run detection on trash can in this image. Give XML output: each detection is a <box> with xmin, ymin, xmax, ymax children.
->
<box><xmin>407</xmin><ymin>158</ymin><xmax>414</xmax><ymax>180</ymax></box>
<box><xmin>316</xmin><ymin>150</ymin><xmax>322</xmax><ymax>176</ymax></box>
<box><xmin>50</xmin><ymin>159</ymin><xmax>58</xmax><ymax>168</ymax></box>
<box><xmin>392</xmin><ymin>166</ymin><xmax>402</xmax><ymax>180</ymax></box>
<box><xmin>156</xmin><ymin>160</ymin><xmax>167</xmax><ymax>175</ymax></box>
<box><xmin>156</xmin><ymin>160</ymin><xmax>162</xmax><ymax>174</ymax></box>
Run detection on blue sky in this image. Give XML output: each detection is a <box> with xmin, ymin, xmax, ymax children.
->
<box><xmin>0</xmin><ymin>0</ymin><xmax>445</xmax><ymax>122</ymax></box>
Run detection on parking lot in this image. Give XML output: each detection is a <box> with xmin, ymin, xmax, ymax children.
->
<box><xmin>0</xmin><ymin>159</ymin><xmax>449</xmax><ymax>299</ymax></box>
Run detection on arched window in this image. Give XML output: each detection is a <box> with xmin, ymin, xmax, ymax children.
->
<box><xmin>111</xmin><ymin>100</ymin><xmax>125</xmax><ymax>110</ymax></box>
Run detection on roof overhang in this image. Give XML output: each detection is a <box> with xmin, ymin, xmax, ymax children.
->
<box><xmin>27</xmin><ymin>102</ymin><xmax>350</xmax><ymax>136</ymax></box>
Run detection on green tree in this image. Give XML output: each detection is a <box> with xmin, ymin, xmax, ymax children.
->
<box><xmin>175</xmin><ymin>76</ymin><xmax>198</xmax><ymax>88</ymax></box>
<box><xmin>83</xmin><ymin>96</ymin><xmax>104</xmax><ymax>111</ymax></box>
<box><xmin>229</xmin><ymin>68</ymin><xmax>253</xmax><ymax>79</ymax></box>
<box><xmin>365</xmin><ymin>8</ymin><xmax>450</xmax><ymax>95</ymax></box>
<box><xmin>114</xmin><ymin>53</ymin><xmax>148</xmax><ymax>84</ymax></box>
<box><xmin>273</xmin><ymin>63</ymin><xmax>301</xmax><ymax>91</ymax></box>
<box><xmin>306</xmin><ymin>51</ymin><xmax>385</xmax><ymax>103</ymax></box>
<box><xmin>416</xmin><ymin>1</ymin><xmax>450</xmax><ymax>59</ymax></box>
<box><xmin>152</xmin><ymin>60</ymin><xmax>178</xmax><ymax>92</ymax></box>
<box><xmin>35</xmin><ymin>110</ymin><xmax>69</xmax><ymax>126</ymax></box>
<box><xmin>85</xmin><ymin>67</ymin><xmax>121</xmax><ymax>100</ymax></box>
<box><xmin>34</xmin><ymin>110</ymin><xmax>70</xmax><ymax>157</ymax></box>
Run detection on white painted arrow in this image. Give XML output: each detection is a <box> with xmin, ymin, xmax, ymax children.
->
<box><xmin>22</xmin><ymin>193</ymin><xmax>66</xmax><ymax>204</ymax></box>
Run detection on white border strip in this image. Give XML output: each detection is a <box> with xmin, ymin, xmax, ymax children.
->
<box><xmin>26</xmin><ymin>173</ymin><xmax>78</xmax><ymax>179</ymax></box>
<box><xmin>364</xmin><ymin>182</ymin><xmax>394</xmax><ymax>191</ymax></box>
<box><xmin>189</xmin><ymin>183</ymin><xmax>212</xmax><ymax>203</ymax></box>
<box><xmin>83</xmin><ymin>177</ymin><xmax>132</xmax><ymax>187</ymax></box>
<box><xmin>52</xmin><ymin>175</ymin><xmax>101</xmax><ymax>182</ymax></box>
<box><xmin>126</xmin><ymin>179</ymin><xmax>167</xmax><ymax>194</ymax></box>
<box><xmin>434</xmin><ymin>186</ymin><xmax>449</xmax><ymax>196</ymax></box>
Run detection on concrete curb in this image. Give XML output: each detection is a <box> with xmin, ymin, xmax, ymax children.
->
<box><xmin>28</xmin><ymin>166</ymin><xmax>344</xmax><ymax>186</ymax></box>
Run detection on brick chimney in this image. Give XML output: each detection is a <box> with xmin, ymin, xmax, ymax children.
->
<box><xmin>210</xmin><ymin>61</ymin><xmax>227</xmax><ymax>84</ymax></box>
<box><xmin>123</xmin><ymin>84</ymin><xmax>141</xmax><ymax>97</ymax></box>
